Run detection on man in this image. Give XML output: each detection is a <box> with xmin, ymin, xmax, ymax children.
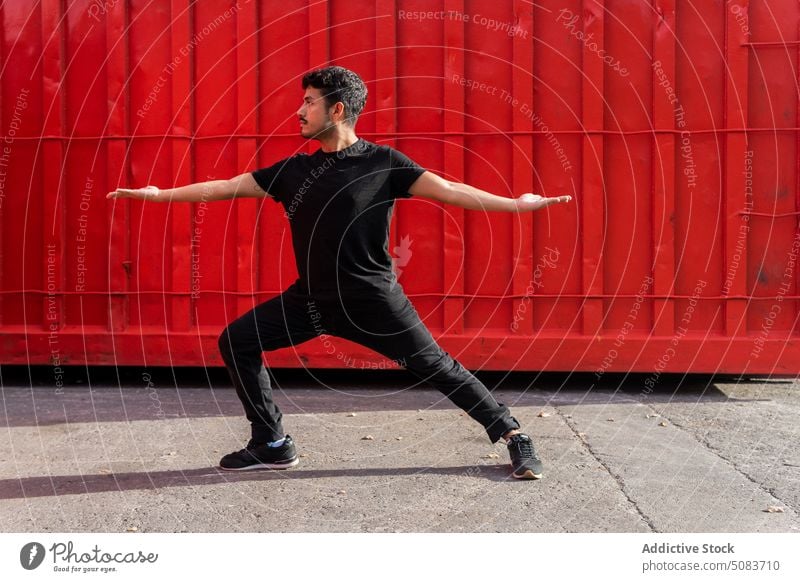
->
<box><xmin>108</xmin><ymin>66</ymin><xmax>571</xmax><ymax>480</ymax></box>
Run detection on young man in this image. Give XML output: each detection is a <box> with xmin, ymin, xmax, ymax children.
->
<box><xmin>108</xmin><ymin>66</ymin><xmax>571</xmax><ymax>480</ymax></box>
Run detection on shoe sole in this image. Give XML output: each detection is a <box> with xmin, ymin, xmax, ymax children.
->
<box><xmin>218</xmin><ymin>457</ymin><xmax>299</xmax><ymax>472</ymax></box>
<box><xmin>512</xmin><ymin>469</ymin><xmax>543</xmax><ymax>480</ymax></box>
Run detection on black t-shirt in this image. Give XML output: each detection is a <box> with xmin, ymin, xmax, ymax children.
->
<box><xmin>251</xmin><ymin>138</ymin><xmax>426</xmax><ymax>300</ymax></box>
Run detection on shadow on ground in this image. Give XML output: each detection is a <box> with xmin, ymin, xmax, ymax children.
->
<box><xmin>0</xmin><ymin>463</ymin><xmax>523</xmax><ymax>500</ymax></box>
<box><xmin>0</xmin><ymin>365</ymin><xmax>780</xmax><ymax>428</ymax></box>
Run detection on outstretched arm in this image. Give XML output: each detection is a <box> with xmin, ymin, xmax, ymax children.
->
<box><xmin>408</xmin><ymin>171</ymin><xmax>571</xmax><ymax>212</ymax></box>
<box><xmin>106</xmin><ymin>172</ymin><xmax>269</xmax><ymax>202</ymax></box>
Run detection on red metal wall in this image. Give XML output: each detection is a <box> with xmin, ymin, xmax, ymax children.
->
<box><xmin>1</xmin><ymin>0</ymin><xmax>799</xmax><ymax>373</ymax></box>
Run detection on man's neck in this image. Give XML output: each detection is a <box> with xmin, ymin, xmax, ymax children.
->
<box><xmin>317</xmin><ymin>130</ymin><xmax>359</xmax><ymax>153</ymax></box>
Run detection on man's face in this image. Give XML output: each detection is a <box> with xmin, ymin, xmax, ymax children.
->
<box><xmin>297</xmin><ymin>87</ymin><xmax>336</xmax><ymax>139</ymax></box>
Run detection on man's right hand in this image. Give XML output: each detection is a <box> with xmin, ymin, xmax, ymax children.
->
<box><xmin>106</xmin><ymin>185</ymin><xmax>160</xmax><ymax>200</ymax></box>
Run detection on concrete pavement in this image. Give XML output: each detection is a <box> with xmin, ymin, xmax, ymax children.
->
<box><xmin>1</xmin><ymin>369</ymin><xmax>798</xmax><ymax>533</ymax></box>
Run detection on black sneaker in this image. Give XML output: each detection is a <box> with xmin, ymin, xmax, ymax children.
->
<box><xmin>218</xmin><ymin>435</ymin><xmax>299</xmax><ymax>471</ymax></box>
<box><xmin>506</xmin><ymin>433</ymin><xmax>543</xmax><ymax>479</ymax></box>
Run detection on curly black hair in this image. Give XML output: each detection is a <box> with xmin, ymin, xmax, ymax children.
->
<box><xmin>302</xmin><ymin>66</ymin><xmax>367</xmax><ymax>127</ymax></box>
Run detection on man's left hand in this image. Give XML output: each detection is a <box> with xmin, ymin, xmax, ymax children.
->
<box><xmin>514</xmin><ymin>193</ymin><xmax>572</xmax><ymax>212</ymax></box>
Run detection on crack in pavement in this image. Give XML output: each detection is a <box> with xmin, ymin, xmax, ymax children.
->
<box><xmin>642</xmin><ymin>400</ymin><xmax>800</xmax><ymax>521</ymax></box>
<box><xmin>554</xmin><ymin>405</ymin><xmax>658</xmax><ymax>533</ymax></box>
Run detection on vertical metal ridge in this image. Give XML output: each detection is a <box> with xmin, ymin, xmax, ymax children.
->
<box><xmin>308</xmin><ymin>0</ymin><xmax>329</xmax><ymax>155</ymax></box>
<box><xmin>41</xmin><ymin>0</ymin><xmax>65</xmax><ymax>335</ymax></box>
<box><xmin>511</xmin><ymin>0</ymin><xmax>534</xmax><ymax>337</ymax></box>
<box><xmin>0</xmin><ymin>3</ymin><xmax>5</xmax><ymax>326</ymax></box>
<box><xmin>652</xmin><ymin>0</ymin><xmax>676</xmax><ymax>337</ymax></box>
<box><xmin>107</xmin><ymin>0</ymin><xmax>129</xmax><ymax>332</ymax></box>
<box><xmin>170</xmin><ymin>0</ymin><xmax>192</xmax><ymax>332</ymax></box>
<box><xmin>375</xmin><ymin>0</ymin><xmax>400</xmax><ymax>297</ymax></box>
<box><xmin>443</xmin><ymin>0</ymin><xmax>466</xmax><ymax>334</ymax></box>
<box><xmin>236</xmin><ymin>0</ymin><xmax>259</xmax><ymax>318</ymax></box>
<box><xmin>581</xmin><ymin>0</ymin><xmax>606</xmax><ymax>337</ymax></box>
<box><xmin>792</xmin><ymin>0</ymin><xmax>799</xmax><ymax>337</ymax></box>
<box><xmin>723</xmin><ymin>0</ymin><xmax>750</xmax><ymax>338</ymax></box>
<box><xmin>374</xmin><ymin>0</ymin><xmax>396</xmax><ymax>138</ymax></box>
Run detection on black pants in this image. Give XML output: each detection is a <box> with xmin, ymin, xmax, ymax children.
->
<box><xmin>217</xmin><ymin>282</ymin><xmax>520</xmax><ymax>444</ymax></box>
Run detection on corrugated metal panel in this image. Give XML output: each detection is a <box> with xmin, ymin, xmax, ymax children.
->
<box><xmin>1</xmin><ymin>0</ymin><xmax>799</xmax><ymax>373</ymax></box>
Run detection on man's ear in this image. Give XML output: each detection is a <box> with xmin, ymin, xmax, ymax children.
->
<box><xmin>330</xmin><ymin>101</ymin><xmax>346</xmax><ymax>123</ymax></box>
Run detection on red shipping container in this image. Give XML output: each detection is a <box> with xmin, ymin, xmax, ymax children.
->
<box><xmin>1</xmin><ymin>0</ymin><xmax>799</xmax><ymax>373</ymax></box>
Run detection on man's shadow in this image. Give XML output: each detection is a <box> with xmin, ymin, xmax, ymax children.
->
<box><xmin>0</xmin><ymin>463</ymin><xmax>520</xmax><ymax>501</ymax></box>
